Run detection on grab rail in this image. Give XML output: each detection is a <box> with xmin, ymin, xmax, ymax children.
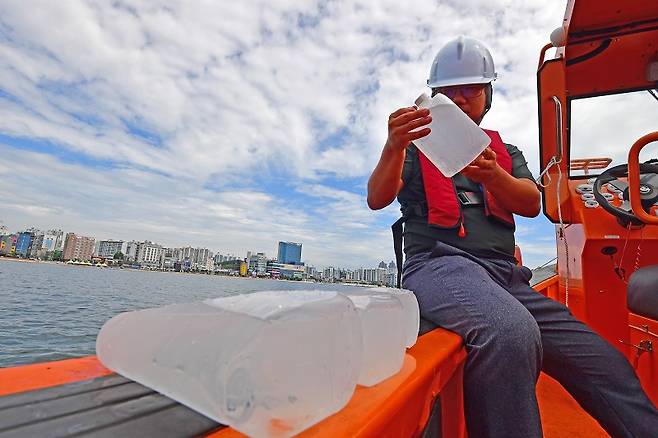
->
<box><xmin>627</xmin><ymin>132</ymin><xmax>658</xmax><ymax>224</ymax></box>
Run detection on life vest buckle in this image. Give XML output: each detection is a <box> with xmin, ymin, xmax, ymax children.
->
<box><xmin>457</xmin><ymin>191</ymin><xmax>484</xmax><ymax>206</ymax></box>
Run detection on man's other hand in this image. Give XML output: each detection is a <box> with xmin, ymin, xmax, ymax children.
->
<box><xmin>461</xmin><ymin>147</ymin><xmax>500</xmax><ymax>184</ymax></box>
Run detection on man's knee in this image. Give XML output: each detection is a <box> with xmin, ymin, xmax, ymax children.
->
<box><xmin>471</xmin><ymin>309</ymin><xmax>542</xmax><ymax>364</ymax></box>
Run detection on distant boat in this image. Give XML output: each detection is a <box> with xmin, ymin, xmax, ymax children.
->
<box><xmin>65</xmin><ymin>260</ymin><xmax>93</xmax><ymax>266</ymax></box>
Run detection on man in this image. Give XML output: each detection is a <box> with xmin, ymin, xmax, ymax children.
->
<box><xmin>367</xmin><ymin>36</ymin><xmax>658</xmax><ymax>438</ymax></box>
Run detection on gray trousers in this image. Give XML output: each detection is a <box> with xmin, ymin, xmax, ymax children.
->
<box><xmin>402</xmin><ymin>241</ymin><xmax>658</xmax><ymax>438</ymax></box>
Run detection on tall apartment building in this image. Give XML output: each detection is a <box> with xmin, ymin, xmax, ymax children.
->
<box><xmin>136</xmin><ymin>241</ymin><xmax>164</xmax><ymax>268</ymax></box>
<box><xmin>180</xmin><ymin>246</ymin><xmax>195</xmax><ymax>262</ymax></box>
<box><xmin>62</xmin><ymin>233</ymin><xmax>95</xmax><ymax>261</ymax></box>
<box><xmin>196</xmin><ymin>248</ymin><xmax>210</xmax><ymax>269</ymax></box>
<box><xmin>178</xmin><ymin>246</ymin><xmax>212</xmax><ymax>269</ymax></box>
<box><xmin>15</xmin><ymin>232</ymin><xmax>34</xmax><ymax>258</ymax></box>
<box><xmin>42</xmin><ymin>229</ymin><xmax>64</xmax><ymax>252</ymax></box>
<box><xmin>205</xmin><ymin>251</ymin><xmax>214</xmax><ymax>270</ymax></box>
<box><xmin>29</xmin><ymin>232</ymin><xmax>45</xmax><ymax>258</ymax></box>
<box><xmin>323</xmin><ymin>266</ymin><xmax>337</xmax><ymax>281</ymax></box>
<box><xmin>248</xmin><ymin>252</ymin><xmax>267</xmax><ymax>274</ymax></box>
<box><xmin>96</xmin><ymin>240</ymin><xmax>125</xmax><ymax>258</ymax></box>
<box><xmin>305</xmin><ymin>265</ymin><xmax>318</xmax><ymax>279</ymax></box>
<box><xmin>277</xmin><ymin>241</ymin><xmax>302</xmax><ymax>265</ymax></box>
<box><xmin>124</xmin><ymin>241</ymin><xmax>139</xmax><ymax>262</ymax></box>
<box><xmin>0</xmin><ymin>234</ymin><xmax>15</xmax><ymax>255</ymax></box>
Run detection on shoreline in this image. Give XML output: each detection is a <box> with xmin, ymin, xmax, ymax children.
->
<box><xmin>0</xmin><ymin>256</ymin><xmax>381</xmax><ymax>287</ymax></box>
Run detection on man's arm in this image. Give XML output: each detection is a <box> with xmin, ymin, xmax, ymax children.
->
<box><xmin>461</xmin><ymin>147</ymin><xmax>541</xmax><ymax>217</ymax></box>
<box><xmin>367</xmin><ymin>107</ymin><xmax>432</xmax><ymax>210</ymax></box>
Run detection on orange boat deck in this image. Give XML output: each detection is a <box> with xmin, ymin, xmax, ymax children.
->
<box><xmin>0</xmin><ymin>353</ymin><xmax>609</xmax><ymax>438</ymax></box>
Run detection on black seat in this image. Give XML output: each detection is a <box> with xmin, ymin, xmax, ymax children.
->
<box><xmin>627</xmin><ymin>265</ymin><xmax>658</xmax><ymax>320</ymax></box>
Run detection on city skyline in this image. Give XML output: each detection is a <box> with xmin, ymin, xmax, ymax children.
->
<box><xmin>0</xmin><ymin>220</ymin><xmax>397</xmax><ymax>274</ymax></box>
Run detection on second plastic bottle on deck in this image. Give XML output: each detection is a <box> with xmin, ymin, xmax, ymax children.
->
<box><xmin>343</xmin><ymin>287</ymin><xmax>419</xmax><ymax>386</ymax></box>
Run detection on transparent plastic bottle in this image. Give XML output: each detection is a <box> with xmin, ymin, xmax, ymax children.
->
<box><xmin>96</xmin><ymin>290</ymin><xmax>362</xmax><ymax>437</ymax></box>
<box><xmin>413</xmin><ymin>92</ymin><xmax>491</xmax><ymax>177</ymax></box>
<box><xmin>365</xmin><ymin>287</ymin><xmax>420</xmax><ymax>348</ymax></box>
<box><xmin>342</xmin><ymin>292</ymin><xmax>406</xmax><ymax>387</ymax></box>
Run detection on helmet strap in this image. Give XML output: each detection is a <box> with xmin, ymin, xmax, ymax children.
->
<box><xmin>476</xmin><ymin>83</ymin><xmax>493</xmax><ymax>124</ymax></box>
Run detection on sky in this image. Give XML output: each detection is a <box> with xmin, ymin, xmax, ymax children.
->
<box><xmin>0</xmin><ymin>0</ymin><xmax>585</xmax><ymax>269</ymax></box>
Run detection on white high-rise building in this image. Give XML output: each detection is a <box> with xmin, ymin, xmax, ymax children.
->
<box><xmin>181</xmin><ymin>246</ymin><xmax>195</xmax><ymax>262</ymax></box>
<box><xmin>42</xmin><ymin>229</ymin><xmax>64</xmax><ymax>252</ymax></box>
<box><xmin>205</xmin><ymin>251</ymin><xmax>215</xmax><ymax>271</ymax></box>
<box><xmin>376</xmin><ymin>267</ymin><xmax>388</xmax><ymax>285</ymax></box>
<box><xmin>323</xmin><ymin>267</ymin><xmax>337</xmax><ymax>282</ymax></box>
<box><xmin>124</xmin><ymin>240</ymin><xmax>139</xmax><ymax>262</ymax></box>
<box><xmin>248</xmin><ymin>252</ymin><xmax>267</xmax><ymax>275</ymax></box>
<box><xmin>136</xmin><ymin>241</ymin><xmax>164</xmax><ymax>268</ymax></box>
<box><xmin>161</xmin><ymin>248</ymin><xmax>178</xmax><ymax>270</ymax></box>
<box><xmin>29</xmin><ymin>232</ymin><xmax>45</xmax><ymax>258</ymax></box>
<box><xmin>195</xmin><ymin>248</ymin><xmax>210</xmax><ymax>269</ymax></box>
<box><xmin>96</xmin><ymin>240</ymin><xmax>126</xmax><ymax>258</ymax></box>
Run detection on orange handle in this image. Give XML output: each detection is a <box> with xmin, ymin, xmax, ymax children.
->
<box><xmin>538</xmin><ymin>43</ymin><xmax>553</xmax><ymax>70</ymax></box>
<box><xmin>627</xmin><ymin>132</ymin><xmax>658</xmax><ymax>224</ymax></box>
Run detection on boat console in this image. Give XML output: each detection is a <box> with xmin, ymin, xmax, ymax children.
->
<box><xmin>537</xmin><ymin>0</ymin><xmax>658</xmax><ymax>406</ymax></box>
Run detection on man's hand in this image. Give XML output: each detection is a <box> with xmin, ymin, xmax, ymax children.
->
<box><xmin>368</xmin><ymin>107</ymin><xmax>431</xmax><ymax>210</ymax></box>
<box><xmin>461</xmin><ymin>147</ymin><xmax>501</xmax><ymax>184</ymax></box>
<box><xmin>462</xmin><ymin>146</ymin><xmax>541</xmax><ymax>217</ymax></box>
<box><xmin>385</xmin><ymin>107</ymin><xmax>432</xmax><ymax>152</ymax></box>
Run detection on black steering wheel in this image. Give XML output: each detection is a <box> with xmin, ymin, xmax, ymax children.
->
<box><xmin>593</xmin><ymin>163</ymin><xmax>658</xmax><ymax>226</ymax></box>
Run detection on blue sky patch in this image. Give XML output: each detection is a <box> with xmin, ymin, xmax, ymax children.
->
<box><xmin>0</xmin><ymin>134</ymin><xmax>117</xmax><ymax>169</ymax></box>
<box><xmin>122</xmin><ymin>118</ymin><xmax>164</xmax><ymax>147</ymax></box>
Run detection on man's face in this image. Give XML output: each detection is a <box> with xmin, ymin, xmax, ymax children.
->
<box><xmin>432</xmin><ymin>84</ymin><xmax>487</xmax><ymax>123</ymax></box>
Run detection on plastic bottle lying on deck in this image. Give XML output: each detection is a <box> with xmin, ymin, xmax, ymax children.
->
<box><xmin>366</xmin><ymin>287</ymin><xmax>420</xmax><ymax>348</ymax></box>
<box><xmin>340</xmin><ymin>287</ymin><xmax>419</xmax><ymax>386</ymax></box>
<box><xmin>343</xmin><ymin>293</ymin><xmax>406</xmax><ymax>387</ymax></box>
<box><xmin>96</xmin><ymin>290</ymin><xmax>362</xmax><ymax>438</ymax></box>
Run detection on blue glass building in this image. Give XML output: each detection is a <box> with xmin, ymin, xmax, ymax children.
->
<box><xmin>277</xmin><ymin>241</ymin><xmax>302</xmax><ymax>265</ymax></box>
<box><xmin>15</xmin><ymin>232</ymin><xmax>33</xmax><ymax>258</ymax></box>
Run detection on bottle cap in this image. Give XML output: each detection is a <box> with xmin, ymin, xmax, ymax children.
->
<box><xmin>414</xmin><ymin>93</ymin><xmax>430</xmax><ymax>107</ymax></box>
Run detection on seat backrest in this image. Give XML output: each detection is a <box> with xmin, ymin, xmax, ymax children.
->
<box><xmin>627</xmin><ymin>265</ymin><xmax>658</xmax><ymax>320</ymax></box>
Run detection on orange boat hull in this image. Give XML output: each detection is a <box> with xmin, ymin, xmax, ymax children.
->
<box><xmin>0</xmin><ymin>277</ymin><xmax>610</xmax><ymax>438</ymax></box>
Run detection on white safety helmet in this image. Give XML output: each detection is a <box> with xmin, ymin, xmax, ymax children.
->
<box><xmin>427</xmin><ymin>36</ymin><xmax>497</xmax><ymax>88</ymax></box>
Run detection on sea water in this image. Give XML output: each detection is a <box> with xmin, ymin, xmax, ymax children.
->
<box><xmin>96</xmin><ymin>290</ymin><xmax>362</xmax><ymax>437</ymax></box>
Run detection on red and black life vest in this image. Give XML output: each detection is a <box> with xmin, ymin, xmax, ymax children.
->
<box><xmin>417</xmin><ymin>129</ymin><xmax>515</xmax><ymax>236</ymax></box>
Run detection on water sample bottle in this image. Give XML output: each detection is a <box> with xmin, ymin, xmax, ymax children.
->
<box><xmin>342</xmin><ymin>292</ymin><xmax>406</xmax><ymax>387</ymax></box>
<box><xmin>366</xmin><ymin>287</ymin><xmax>420</xmax><ymax>348</ymax></box>
<box><xmin>96</xmin><ymin>290</ymin><xmax>362</xmax><ymax>437</ymax></box>
<box><xmin>413</xmin><ymin>92</ymin><xmax>491</xmax><ymax>177</ymax></box>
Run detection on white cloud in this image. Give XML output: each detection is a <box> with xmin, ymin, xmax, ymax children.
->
<box><xmin>0</xmin><ymin>0</ymin><xmax>568</xmax><ymax>179</ymax></box>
